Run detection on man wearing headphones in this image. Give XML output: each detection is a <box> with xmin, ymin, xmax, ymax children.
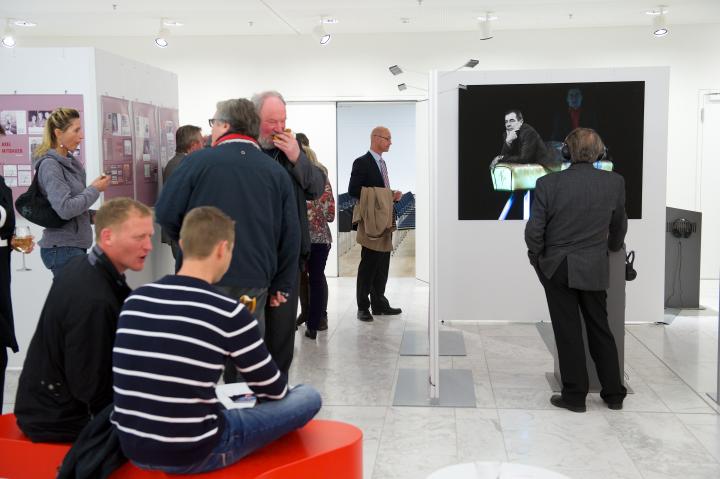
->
<box><xmin>525</xmin><ymin>128</ymin><xmax>627</xmax><ymax>413</ymax></box>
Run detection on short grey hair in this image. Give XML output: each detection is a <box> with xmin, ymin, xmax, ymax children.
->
<box><xmin>251</xmin><ymin>91</ymin><xmax>286</xmax><ymax>113</ymax></box>
<box><xmin>215</xmin><ymin>99</ymin><xmax>260</xmax><ymax>138</ymax></box>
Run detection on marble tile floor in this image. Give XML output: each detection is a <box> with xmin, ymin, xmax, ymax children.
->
<box><xmin>3</xmin><ymin>278</ymin><xmax>719</xmax><ymax>479</ymax></box>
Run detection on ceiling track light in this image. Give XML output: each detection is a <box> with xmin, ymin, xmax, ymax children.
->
<box><xmin>155</xmin><ymin>29</ymin><xmax>169</xmax><ymax>48</ymax></box>
<box><xmin>477</xmin><ymin>12</ymin><xmax>496</xmax><ymax>40</ymax></box>
<box><xmin>2</xmin><ymin>22</ymin><xmax>15</xmax><ymax>49</ymax></box>
<box><xmin>647</xmin><ymin>6</ymin><xmax>669</xmax><ymax>36</ymax></box>
<box><xmin>397</xmin><ymin>83</ymin><xmax>427</xmax><ymax>92</ymax></box>
<box><xmin>13</xmin><ymin>19</ymin><xmax>37</xmax><ymax>27</ymax></box>
<box><xmin>313</xmin><ymin>16</ymin><xmax>331</xmax><ymax>45</ymax></box>
<box><xmin>154</xmin><ymin>18</ymin><xmax>170</xmax><ymax>48</ymax></box>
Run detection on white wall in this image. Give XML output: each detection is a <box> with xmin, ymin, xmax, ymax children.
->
<box><xmin>16</xmin><ymin>23</ymin><xmax>720</xmax><ymax>277</ymax></box>
<box><xmin>0</xmin><ymin>47</ymin><xmax>97</xmax><ymax>369</ymax></box>
<box><xmin>1</xmin><ymin>47</ymin><xmax>178</xmax><ymax>367</ymax></box>
<box><xmin>336</xmin><ymin>102</ymin><xmax>417</xmax><ymax>196</ymax></box>
<box><xmin>285</xmin><ymin>102</ymin><xmax>338</xmax><ymax>277</ymax></box>
<box><xmin>430</xmin><ymin>67</ymin><xmax>669</xmax><ymax>324</ymax></box>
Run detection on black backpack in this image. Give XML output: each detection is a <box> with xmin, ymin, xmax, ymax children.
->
<box><xmin>15</xmin><ymin>157</ymin><xmax>69</xmax><ymax>229</ymax></box>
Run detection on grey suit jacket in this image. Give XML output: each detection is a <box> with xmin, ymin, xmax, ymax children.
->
<box><xmin>524</xmin><ymin>162</ymin><xmax>627</xmax><ymax>291</ymax></box>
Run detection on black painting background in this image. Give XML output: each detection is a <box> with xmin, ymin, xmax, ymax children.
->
<box><xmin>458</xmin><ymin>81</ymin><xmax>645</xmax><ymax>220</ymax></box>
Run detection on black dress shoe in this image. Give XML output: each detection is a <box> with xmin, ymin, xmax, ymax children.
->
<box><xmin>296</xmin><ymin>315</ymin><xmax>307</xmax><ymax>327</ymax></box>
<box><xmin>371</xmin><ymin>306</ymin><xmax>402</xmax><ymax>315</ymax></box>
<box><xmin>606</xmin><ymin>402</ymin><xmax>623</xmax><ymax>410</ymax></box>
<box><xmin>550</xmin><ymin>394</ymin><xmax>586</xmax><ymax>413</ymax></box>
<box><xmin>304</xmin><ymin>328</ymin><xmax>317</xmax><ymax>340</ymax></box>
<box><xmin>317</xmin><ymin>315</ymin><xmax>328</xmax><ymax>331</ymax></box>
<box><xmin>357</xmin><ymin>310</ymin><xmax>374</xmax><ymax>322</ymax></box>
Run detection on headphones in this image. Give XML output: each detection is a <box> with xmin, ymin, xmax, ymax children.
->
<box><xmin>561</xmin><ymin>128</ymin><xmax>607</xmax><ymax>163</ymax></box>
<box><xmin>670</xmin><ymin>218</ymin><xmax>694</xmax><ymax>239</ymax></box>
<box><xmin>625</xmin><ymin>250</ymin><xmax>637</xmax><ymax>282</ymax></box>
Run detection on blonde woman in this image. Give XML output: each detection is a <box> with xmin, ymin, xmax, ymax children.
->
<box><xmin>33</xmin><ymin>108</ymin><xmax>110</xmax><ymax>276</ymax></box>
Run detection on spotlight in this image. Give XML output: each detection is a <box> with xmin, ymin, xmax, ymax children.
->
<box><xmin>463</xmin><ymin>59</ymin><xmax>479</xmax><ymax>69</ymax></box>
<box><xmin>397</xmin><ymin>83</ymin><xmax>427</xmax><ymax>92</ymax></box>
<box><xmin>389</xmin><ymin>65</ymin><xmax>403</xmax><ymax>76</ymax></box>
<box><xmin>13</xmin><ymin>20</ymin><xmax>37</xmax><ymax>28</ymax></box>
<box><xmin>154</xmin><ymin>28</ymin><xmax>170</xmax><ymax>48</ymax></box>
<box><xmin>647</xmin><ymin>6</ymin><xmax>669</xmax><ymax>36</ymax></box>
<box><xmin>1</xmin><ymin>24</ymin><xmax>15</xmax><ymax>49</ymax></box>
<box><xmin>313</xmin><ymin>17</ymin><xmax>331</xmax><ymax>45</ymax></box>
<box><xmin>477</xmin><ymin>12</ymin><xmax>496</xmax><ymax>40</ymax></box>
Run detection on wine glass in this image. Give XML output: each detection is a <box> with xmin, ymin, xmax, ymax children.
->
<box><xmin>13</xmin><ymin>225</ymin><xmax>33</xmax><ymax>271</ymax></box>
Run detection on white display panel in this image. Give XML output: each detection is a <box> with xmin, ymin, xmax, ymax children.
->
<box><xmin>430</xmin><ymin>67</ymin><xmax>669</xmax><ymax>323</ymax></box>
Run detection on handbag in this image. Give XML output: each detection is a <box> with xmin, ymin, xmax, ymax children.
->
<box><xmin>625</xmin><ymin>250</ymin><xmax>637</xmax><ymax>281</ymax></box>
<box><xmin>14</xmin><ymin>158</ymin><xmax>69</xmax><ymax>229</ymax></box>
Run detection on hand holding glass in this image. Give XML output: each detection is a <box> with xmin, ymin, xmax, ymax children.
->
<box><xmin>12</xmin><ymin>226</ymin><xmax>34</xmax><ymax>271</ymax></box>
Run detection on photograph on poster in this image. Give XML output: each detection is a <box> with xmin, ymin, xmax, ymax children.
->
<box><xmin>120</xmin><ymin>114</ymin><xmax>131</xmax><ymax>136</ymax></box>
<box><xmin>3</xmin><ymin>164</ymin><xmax>17</xmax><ymax>177</ymax></box>
<box><xmin>458</xmin><ymin>81</ymin><xmax>645</xmax><ymax>220</ymax></box>
<box><xmin>1</xmin><ymin>110</ymin><xmax>27</xmax><ymax>135</ymax></box>
<box><xmin>164</xmin><ymin>121</ymin><xmax>174</xmax><ymax>134</ymax></box>
<box><xmin>17</xmin><ymin>165</ymin><xmax>31</xmax><ymax>187</ymax></box>
<box><xmin>27</xmin><ymin>110</ymin><xmax>52</xmax><ymax>134</ymax></box>
<box><xmin>124</xmin><ymin>139</ymin><xmax>132</xmax><ymax>155</ymax></box>
<box><xmin>104</xmin><ymin>113</ymin><xmax>113</xmax><ymax>134</ymax></box>
<box><xmin>111</xmin><ymin>113</ymin><xmax>120</xmax><ymax>136</ymax></box>
<box><xmin>28</xmin><ymin>137</ymin><xmax>42</xmax><ymax>158</ymax></box>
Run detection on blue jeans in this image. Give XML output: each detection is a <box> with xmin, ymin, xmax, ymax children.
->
<box><xmin>134</xmin><ymin>384</ymin><xmax>322</xmax><ymax>474</ymax></box>
<box><xmin>40</xmin><ymin>246</ymin><xmax>86</xmax><ymax>277</ymax></box>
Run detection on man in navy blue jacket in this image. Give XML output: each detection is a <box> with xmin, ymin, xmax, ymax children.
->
<box><xmin>155</xmin><ymin>98</ymin><xmax>300</xmax><ymax>372</ymax></box>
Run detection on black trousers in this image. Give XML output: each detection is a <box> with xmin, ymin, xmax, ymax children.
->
<box><xmin>299</xmin><ymin>244</ymin><xmax>331</xmax><ymax>331</ymax></box>
<box><xmin>356</xmin><ymin>246</ymin><xmax>390</xmax><ymax>311</ymax></box>
<box><xmin>537</xmin><ymin>259</ymin><xmax>626</xmax><ymax>406</ymax></box>
<box><xmin>264</xmin><ymin>272</ymin><xmax>300</xmax><ymax>377</ymax></box>
<box><xmin>0</xmin><ymin>347</ymin><xmax>7</xmax><ymax>410</ymax></box>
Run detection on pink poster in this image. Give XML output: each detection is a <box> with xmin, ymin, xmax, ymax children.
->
<box><xmin>158</xmin><ymin>107</ymin><xmax>179</xmax><ymax>178</ymax></box>
<box><xmin>101</xmin><ymin>96</ymin><xmax>134</xmax><ymax>200</ymax></box>
<box><xmin>131</xmin><ymin>102</ymin><xmax>160</xmax><ymax>206</ymax></box>
<box><xmin>0</xmin><ymin>94</ymin><xmax>85</xmax><ymax>208</ymax></box>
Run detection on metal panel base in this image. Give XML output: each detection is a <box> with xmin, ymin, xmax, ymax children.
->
<box><xmin>393</xmin><ymin>368</ymin><xmax>476</xmax><ymax>407</ymax></box>
<box><xmin>399</xmin><ymin>330</ymin><xmax>466</xmax><ymax>356</ymax></box>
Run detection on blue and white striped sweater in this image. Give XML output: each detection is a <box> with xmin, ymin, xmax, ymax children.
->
<box><xmin>111</xmin><ymin>274</ymin><xmax>287</xmax><ymax>467</ymax></box>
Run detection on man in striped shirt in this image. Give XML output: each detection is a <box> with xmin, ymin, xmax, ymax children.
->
<box><xmin>112</xmin><ymin>207</ymin><xmax>321</xmax><ymax>473</ymax></box>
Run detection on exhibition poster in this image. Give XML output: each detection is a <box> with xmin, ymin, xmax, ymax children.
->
<box><xmin>458</xmin><ymin>82</ymin><xmax>645</xmax><ymax>221</ymax></box>
<box><xmin>0</xmin><ymin>94</ymin><xmax>85</xmax><ymax>208</ymax></box>
<box><xmin>101</xmin><ymin>96</ymin><xmax>135</xmax><ymax>200</ymax></box>
<box><xmin>131</xmin><ymin>101</ymin><xmax>160</xmax><ymax>206</ymax></box>
<box><xmin>158</xmin><ymin>107</ymin><xmax>179</xmax><ymax>176</ymax></box>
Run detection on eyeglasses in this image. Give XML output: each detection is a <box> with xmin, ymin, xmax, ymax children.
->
<box><xmin>208</xmin><ymin>118</ymin><xmax>227</xmax><ymax>127</ymax></box>
<box><xmin>373</xmin><ymin>134</ymin><xmax>391</xmax><ymax>142</ymax></box>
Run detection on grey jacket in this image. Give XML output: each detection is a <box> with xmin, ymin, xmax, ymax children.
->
<box><xmin>34</xmin><ymin>149</ymin><xmax>100</xmax><ymax>249</ymax></box>
<box><xmin>525</xmin><ymin>162</ymin><xmax>627</xmax><ymax>291</ymax></box>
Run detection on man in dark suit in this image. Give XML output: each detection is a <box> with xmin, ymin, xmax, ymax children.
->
<box><xmin>525</xmin><ymin>127</ymin><xmax>628</xmax><ymax>413</ymax></box>
<box><xmin>491</xmin><ymin>110</ymin><xmax>552</xmax><ymax>169</ymax></box>
<box><xmin>348</xmin><ymin>126</ymin><xmax>402</xmax><ymax>322</ymax></box>
<box><xmin>161</xmin><ymin>125</ymin><xmax>203</xmax><ymax>259</ymax></box>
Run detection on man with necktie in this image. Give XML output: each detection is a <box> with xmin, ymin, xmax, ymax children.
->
<box><xmin>348</xmin><ymin>126</ymin><xmax>403</xmax><ymax>322</ymax></box>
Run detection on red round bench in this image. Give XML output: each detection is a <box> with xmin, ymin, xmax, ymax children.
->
<box><xmin>0</xmin><ymin>414</ymin><xmax>362</xmax><ymax>479</ymax></box>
